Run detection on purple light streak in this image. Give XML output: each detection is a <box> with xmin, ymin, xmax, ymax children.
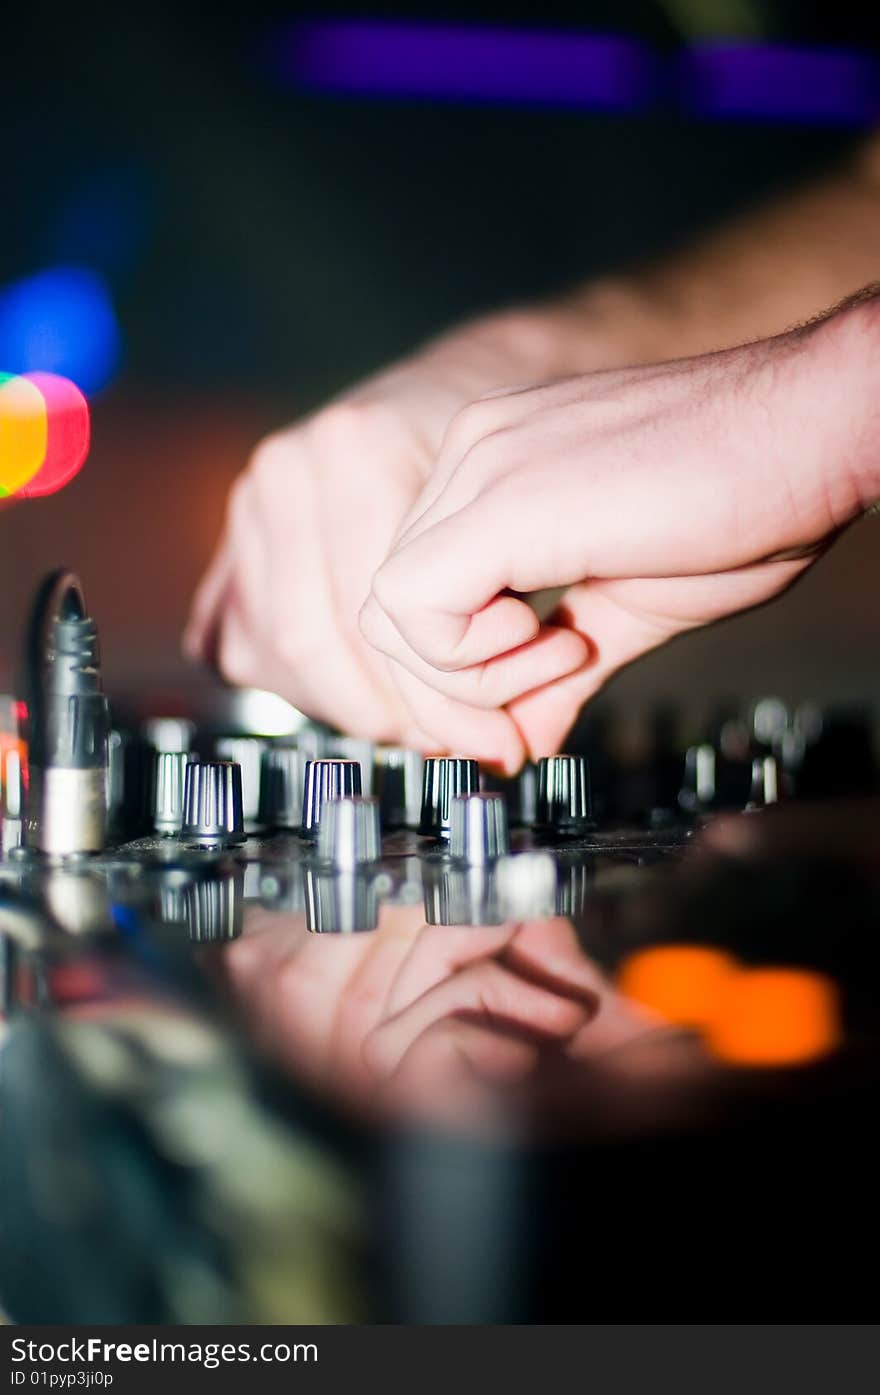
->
<box><xmin>270</xmin><ymin>19</ymin><xmax>880</xmax><ymax>127</ymax></box>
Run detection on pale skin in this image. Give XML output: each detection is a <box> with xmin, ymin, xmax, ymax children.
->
<box><xmin>185</xmin><ymin>136</ymin><xmax>880</xmax><ymax>771</ymax></box>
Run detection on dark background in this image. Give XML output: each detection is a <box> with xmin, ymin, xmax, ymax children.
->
<box><xmin>1</xmin><ymin>0</ymin><xmax>877</xmax><ymax>732</ymax></box>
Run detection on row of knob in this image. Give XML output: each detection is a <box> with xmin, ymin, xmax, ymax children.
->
<box><xmin>157</xmin><ymin>751</ymin><xmax>592</xmax><ymax>859</ymax></box>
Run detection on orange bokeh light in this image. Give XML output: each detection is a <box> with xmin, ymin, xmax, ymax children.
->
<box><xmin>707</xmin><ymin>968</ymin><xmax>841</xmax><ymax>1068</ymax></box>
<box><xmin>617</xmin><ymin>944</ymin><xmax>739</xmax><ymax>1029</ymax></box>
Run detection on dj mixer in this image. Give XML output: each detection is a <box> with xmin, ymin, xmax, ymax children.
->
<box><xmin>2</xmin><ymin>570</ymin><xmax>879</xmax><ymax>1323</ymax></box>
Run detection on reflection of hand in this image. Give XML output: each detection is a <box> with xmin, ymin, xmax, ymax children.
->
<box><xmin>361</xmin><ymin>298</ymin><xmax>880</xmax><ymax>763</ymax></box>
<box><xmin>219</xmin><ymin>901</ymin><xmax>427</xmax><ymax>1101</ymax></box>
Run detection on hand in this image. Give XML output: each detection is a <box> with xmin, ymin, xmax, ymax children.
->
<box><xmin>360</xmin><ymin>296</ymin><xmax>880</xmax><ymax>763</ymax></box>
<box><xmin>183</xmin><ymin>309</ymin><xmax>595</xmax><ymax>765</ymax></box>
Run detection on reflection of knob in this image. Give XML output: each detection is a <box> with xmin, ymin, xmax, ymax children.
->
<box><xmin>450</xmin><ymin>793</ymin><xmax>509</xmax><ymax>863</ymax></box>
<box><xmin>419</xmin><ymin>757</ymin><xmax>479</xmax><ymax>839</ymax></box>
<box><xmin>184</xmin><ymin>871</ymin><xmax>244</xmax><ymax>942</ymax></box>
<box><xmin>142</xmin><ymin>717</ymin><xmax>195</xmax><ymax>753</ymax></box>
<box><xmin>301</xmin><ymin>759</ymin><xmax>362</xmax><ymax>838</ymax></box>
<box><xmin>303</xmin><ymin>866</ymin><xmax>378</xmax><ymax>933</ymax></box>
<box><xmin>317</xmin><ymin>796</ymin><xmax>381</xmax><ymax>868</ymax></box>
<box><xmin>376</xmin><ymin>747</ymin><xmax>424</xmax><ymax>828</ymax></box>
<box><xmin>216</xmin><ymin>736</ymin><xmax>265</xmax><ymax>827</ymax></box>
<box><xmin>181</xmin><ymin>761</ymin><xmax>245</xmax><ymax>845</ymax></box>
<box><xmin>258</xmin><ymin>745</ymin><xmax>307</xmax><ymax>829</ymax></box>
<box><xmin>536</xmin><ymin>755</ymin><xmax>592</xmax><ymax>835</ymax></box>
<box><xmin>422</xmin><ymin>861</ymin><xmax>503</xmax><ymax>927</ymax></box>
<box><xmin>153</xmin><ymin>750</ymin><xmax>191</xmax><ymax>836</ymax></box>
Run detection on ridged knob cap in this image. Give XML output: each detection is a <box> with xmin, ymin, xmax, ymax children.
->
<box><xmin>419</xmin><ymin>757</ymin><xmax>480</xmax><ymax>839</ymax></box>
<box><xmin>153</xmin><ymin>750</ymin><xmax>191</xmax><ymax>835</ymax></box>
<box><xmin>258</xmin><ymin>745</ymin><xmax>307</xmax><ymax>829</ymax></box>
<box><xmin>536</xmin><ymin>754</ymin><xmax>592</xmax><ymax>834</ymax></box>
<box><xmin>301</xmin><ymin>758</ymin><xmax>362</xmax><ymax>838</ymax></box>
<box><xmin>215</xmin><ymin>736</ymin><xmax>266</xmax><ymax>825</ymax></box>
<box><xmin>181</xmin><ymin>760</ymin><xmax>245</xmax><ymax>845</ymax></box>
<box><xmin>317</xmin><ymin>795</ymin><xmax>381</xmax><ymax>868</ymax></box>
<box><xmin>449</xmin><ymin>792</ymin><xmax>509</xmax><ymax>863</ymax></box>
<box><xmin>376</xmin><ymin>747</ymin><xmax>424</xmax><ymax>828</ymax></box>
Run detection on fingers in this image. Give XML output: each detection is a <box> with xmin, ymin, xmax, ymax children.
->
<box><xmin>385</xmin><ymin>661</ymin><xmax>527</xmax><ymax>770</ymax></box>
<box><xmin>182</xmin><ymin>537</ymin><xmax>234</xmax><ymax>661</ymax></box>
<box><xmin>362</xmin><ymin>957</ymin><xmax>595</xmax><ymax>1080</ymax></box>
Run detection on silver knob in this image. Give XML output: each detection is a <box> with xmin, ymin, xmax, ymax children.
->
<box><xmin>449</xmin><ymin>792</ymin><xmax>509</xmax><ymax>863</ymax></box>
<box><xmin>153</xmin><ymin>750</ymin><xmax>191</xmax><ymax>836</ymax></box>
<box><xmin>317</xmin><ymin>796</ymin><xmax>381</xmax><ymax>868</ymax></box>
<box><xmin>142</xmin><ymin>717</ymin><xmax>195</xmax><ymax>753</ymax></box>
<box><xmin>215</xmin><ymin>736</ymin><xmax>266</xmax><ymax>826</ymax></box>
<box><xmin>301</xmin><ymin>758</ymin><xmax>362</xmax><ymax>839</ymax></box>
<box><xmin>419</xmin><ymin>757</ymin><xmax>479</xmax><ymax>839</ymax></box>
<box><xmin>258</xmin><ymin>745</ymin><xmax>307</xmax><ymax>829</ymax></box>
<box><xmin>536</xmin><ymin>754</ymin><xmax>592</xmax><ymax>835</ymax></box>
<box><xmin>376</xmin><ymin>747</ymin><xmax>424</xmax><ymax>828</ymax></box>
<box><xmin>181</xmin><ymin>760</ymin><xmax>245</xmax><ymax>845</ymax></box>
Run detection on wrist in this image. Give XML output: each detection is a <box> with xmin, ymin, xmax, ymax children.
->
<box><xmin>802</xmin><ymin>288</ymin><xmax>880</xmax><ymax>511</ymax></box>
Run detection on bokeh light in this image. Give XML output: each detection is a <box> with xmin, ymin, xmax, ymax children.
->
<box><xmin>707</xmin><ymin>968</ymin><xmax>841</xmax><ymax>1068</ymax></box>
<box><xmin>618</xmin><ymin>946</ymin><xmax>842</xmax><ymax>1068</ymax></box>
<box><xmin>0</xmin><ymin>265</ymin><xmax>120</xmax><ymax>394</ymax></box>
<box><xmin>617</xmin><ymin>945</ymin><xmax>739</xmax><ymax>1029</ymax></box>
<box><xmin>0</xmin><ymin>372</ymin><xmax>47</xmax><ymax>497</ymax></box>
<box><xmin>0</xmin><ymin>371</ymin><xmax>90</xmax><ymax>499</ymax></box>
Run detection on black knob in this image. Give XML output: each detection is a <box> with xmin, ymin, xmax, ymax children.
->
<box><xmin>259</xmin><ymin>745</ymin><xmax>307</xmax><ymax>829</ymax></box>
<box><xmin>536</xmin><ymin>755</ymin><xmax>592</xmax><ymax>835</ymax></box>
<box><xmin>419</xmin><ymin>757</ymin><xmax>479</xmax><ymax>839</ymax></box>
<box><xmin>301</xmin><ymin>758</ymin><xmax>362</xmax><ymax>839</ymax></box>
<box><xmin>181</xmin><ymin>760</ymin><xmax>245</xmax><ymax>846</ymax></box>
<box><xmin>375</xmin><ymin>747</ymin><xmax>424</xmax><ymax>828</ymax></box>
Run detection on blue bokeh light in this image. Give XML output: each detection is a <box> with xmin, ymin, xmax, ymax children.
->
<box><xmin>0</xmin><ymin>265</ymin><xmax>121</xmax><ymax>394</ymax></box>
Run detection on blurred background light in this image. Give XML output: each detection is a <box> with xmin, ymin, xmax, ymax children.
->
<box><xmin>0</xmin><ymin>373</ymin><xmax>47</xmax><ymax>498</ymax></box>
<box><xmin>0</xmin><ymin>266</ymin><xmax>120</xmax><ymax>396</ymax></box>
<box><xmin>276</xmin><ymin>21</ymin><xmax>659</xmax><ymax>111</ymax></box>
<box><xmin>617</xmin><ymin>945</ymin><xmax>739</xmax><ymax>1029</ymax></box>
<box><xmin>271</xmin><ymin>20</ymin><xmax>880</xmax><ymax>128</ymax></box>
<box><xmin>16</xmin><ymin>373</ymin><xmax>90</xmax><ymax>499</ymax></box>
<box><xmin>706</xmin><ymin>968</ymin><xmax>841</xmax><ymax>1067</ymax></box>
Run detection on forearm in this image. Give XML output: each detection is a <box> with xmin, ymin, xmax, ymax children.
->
<box><xmin>550</xmin><ymin>134</ymin><xmax>880</xmax><ymax>368</ymax></box>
